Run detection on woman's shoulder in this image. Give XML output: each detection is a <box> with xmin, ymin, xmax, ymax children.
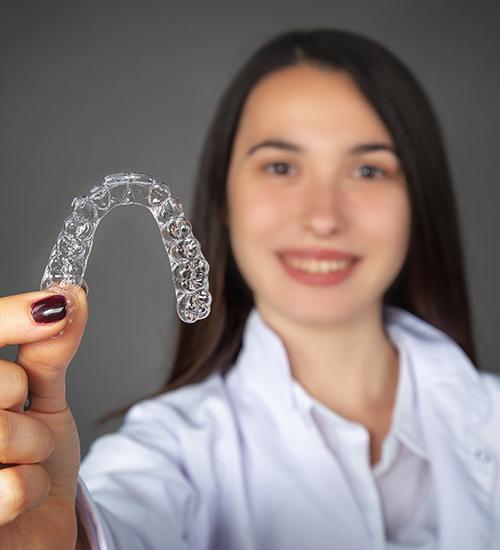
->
<box><xmin>479</xmin><ymin>369</ymin><xmax>500</xmax><ymax>406</ymax></box>
<box><xmin>478</xmin><ymin>369</ymin><xmax>500</xmax><ymax>407</ymax></box>
<box><xmin>121</xmin><ymin>370</ymin><xmax>233</xmax><ymax>436</ymax></box>
<box><xmin>476</xmin><ymin>369</ymin><xmax>500</xmax><ymax>448</ymax></box>
<box><xmin>480</xmin><ymin>369</ymin><xmax>500</xmax><ymax>386</ymax></box>
<box><xmin>82</xmin><ymin>371</ymin><xmax>234</xmax><ymax>473</ymax></box>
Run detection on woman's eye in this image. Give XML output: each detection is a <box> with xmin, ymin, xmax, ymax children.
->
<box><xmin>354</xmin><ymin>165</ymin><xmax>386</xmax><ymax>179</ymax></box>
<box><xmin>263</xmin><ymin>162</ymin><xmax>295</xmax><ymax>176</ymax></box>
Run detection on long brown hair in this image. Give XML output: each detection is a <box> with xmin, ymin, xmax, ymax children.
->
<box><xmin>98</xmin><ymin>27</ymin><xmax>479</xmax><ymax>424</ymax></box>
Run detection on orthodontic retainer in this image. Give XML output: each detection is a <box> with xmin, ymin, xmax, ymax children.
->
<box><xmin>40</xmin><ymin>172</ymin><xmax>212</xmax><ymax>325</ymax></box>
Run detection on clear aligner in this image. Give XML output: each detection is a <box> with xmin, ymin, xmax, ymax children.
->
<box><xmin>40</xmin><ymin>172</ymin><xmax>212</xmax><ymax>324</ymax></box>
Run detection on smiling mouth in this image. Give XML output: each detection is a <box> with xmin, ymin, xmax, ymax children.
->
<box><xmin>277</xmin><ymin>252</ymin><xmax>361</xmax><ymax>286</ymax></box>
<box><xmin>282</xmin><ymin>255</ymin><xmax>354</xmax><ymax>274</ymax></box>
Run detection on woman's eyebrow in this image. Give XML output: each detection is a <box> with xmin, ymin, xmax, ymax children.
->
<box><xmin>246</xmin><ymin>139</ymin><xmax>400</xmax><ymax>158</ymax></box>
<box><xmin>246</xmin><ymin>139</ymin><xmax>302</xmax><ymax>156</ymax></box>
<box><xmin>348</xmin><ymin>142</ymin><xmax>400</xmax><ymax>159</ymax></box>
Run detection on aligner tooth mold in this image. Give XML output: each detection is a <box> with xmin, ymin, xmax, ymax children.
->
<box><xmin>40</xmin><ymin>172</ymin><xmax>212</xmax><ymax>327</ymax></box>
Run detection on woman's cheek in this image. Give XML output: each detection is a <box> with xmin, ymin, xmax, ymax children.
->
<box><xmin>370</xmin><ymin>197</ymin><xmax>411</xmax><ymax>269</ymax></box>
<box><xmin>242</xmin><ymin>191</ymin><xmax>288</xmax><ymax>238</ymax></box>
<box><xmin>360</xmin><ymin>188</ymin><xmax>409</xmax><ymax>236</ymax></box>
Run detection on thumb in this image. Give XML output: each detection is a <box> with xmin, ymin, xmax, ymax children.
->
<box><xmin>15</xmin><ymin>285</ymin><xmax>89</xmax><ymax>415</ymax></box>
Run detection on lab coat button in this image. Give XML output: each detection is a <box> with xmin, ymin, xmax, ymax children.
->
<box><xmin>474</xmin><ymin>447</ymin><xmax>492</xmax><ymax>463</ymax></box>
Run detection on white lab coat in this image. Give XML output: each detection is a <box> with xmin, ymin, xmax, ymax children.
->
<box><xmin>76</xmin><ymin>305</ymin><xmax>500</xmax><ymax>549</ymax></box>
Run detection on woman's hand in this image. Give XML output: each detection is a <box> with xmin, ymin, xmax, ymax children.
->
<box><xmin>0</xmin><ymin>286</ymin><xmax>89</xmax><ymax>549</ymax></box>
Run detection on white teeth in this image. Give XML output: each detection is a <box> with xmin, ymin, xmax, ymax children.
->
<box><xmin>284</xmin><ymin>256</ymin><xmax>352</xmax><ymax>273</ymax></box>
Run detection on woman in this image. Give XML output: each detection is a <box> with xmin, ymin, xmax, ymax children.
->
<box><xmin>0</xmin><ymin>28</ymin><xmax>499</xmax><ymax>550</ymax></box>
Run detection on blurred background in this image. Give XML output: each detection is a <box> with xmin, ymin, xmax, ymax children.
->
<box><xmin>1</xmin><ymin>0</ymin><xmax>499</xmax><ymax>456</ymax></box>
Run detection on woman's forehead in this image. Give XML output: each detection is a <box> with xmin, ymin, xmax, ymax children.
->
<box><xmin>234</xmin><ymin>66</ymin><xmax>394</xmax><ymax>154</ymax></box>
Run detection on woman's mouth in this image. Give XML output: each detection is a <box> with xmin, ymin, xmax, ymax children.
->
<box><xmin>278</xmin><ymin>253</ymin><xmax>360</xmax><ymax>286</ymax></box>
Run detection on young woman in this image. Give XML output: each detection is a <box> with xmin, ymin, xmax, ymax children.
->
<box><xmin>0</xmin><ymin>28</ymin><xmax>499</xmax><ymax>550</ymax></box>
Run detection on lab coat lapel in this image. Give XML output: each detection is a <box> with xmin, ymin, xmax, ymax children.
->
<box><xmin>390</xmin><ymin>309</ymin><xmax>498</xmax><ymax>550</ymax></box>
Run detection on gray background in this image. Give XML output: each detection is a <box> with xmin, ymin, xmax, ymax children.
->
<box><xmin>1</xmin><ymin>0</ymin><xmax>499</xmax><ymax>457</ymax></box>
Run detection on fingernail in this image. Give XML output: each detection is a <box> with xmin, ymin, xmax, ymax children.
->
<box><xmin>31</xmin><ymin>295</ymin><xmax>67</xmax><ymax>324</ymax></box>
<box><xmin>23</xmin><ymin>394</ymin><xmax>32</xmax><ymax>412</ymax></box>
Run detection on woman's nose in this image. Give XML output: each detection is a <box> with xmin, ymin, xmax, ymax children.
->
<box><xmin>301</xmin><ymin>182</ymin><xmax>347</xmax><ymax>236</ymax></box>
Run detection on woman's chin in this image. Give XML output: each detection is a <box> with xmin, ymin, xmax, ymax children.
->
<box><xmin>261</xmin><ymin>298</ymin><xmax>361</xmax><ymax>328</ymax></box>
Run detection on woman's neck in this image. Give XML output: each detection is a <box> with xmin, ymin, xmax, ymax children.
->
<box><xmin>256</xmin><ymin>302</ymin><xmax>400</xmax><ymax>418</ymax></box>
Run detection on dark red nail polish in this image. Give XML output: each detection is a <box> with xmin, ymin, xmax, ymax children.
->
<box><xmin>31</xmin><ymin>295</ymin><xmax>67</xmax><ymax>324</ymax></box>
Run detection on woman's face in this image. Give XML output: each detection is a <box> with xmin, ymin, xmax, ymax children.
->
<box><xmin>226</xmin><ymin>64</ymin><xmax>411</xmax><ymax>326</ymax></box>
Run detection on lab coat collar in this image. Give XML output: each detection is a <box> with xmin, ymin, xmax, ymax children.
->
<box><xmin>233</xmin><ymin>305</ymin><xmax>498</xmax><ymax>549</ymax></box>
<box><xmin>237</xmin><ymin>304</ymin><xmax>490</xmax><ymax>430</ymax></box>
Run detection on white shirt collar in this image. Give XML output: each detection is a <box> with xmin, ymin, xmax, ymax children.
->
<box><xmin>229</xmin><ymin>304</ymin><xmax>485</xmax><ymax>462</ymax></box>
